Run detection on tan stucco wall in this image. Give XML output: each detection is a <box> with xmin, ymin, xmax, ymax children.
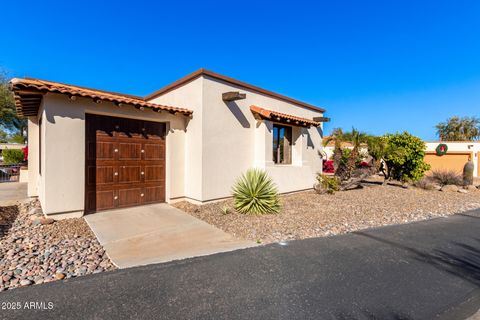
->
<box><xmin>148</xmin><ymin>77</ymin><xmax>204</xmax><ymax>201</ymax></box>
<box><xmin>38</xmin><ymin>93</ymin><xmax>188</xmax><ymax>216</ymax></box>
<box><xmin>201</xmin><ymin>76</ymin><xmax>324</xmax><ymax>199</ymax></box>
<box><xmin>425</xmin><ymin>142</ymin><xmax>479</xmax><ymax>177</ymax></box>
<box><xmin>27</xmin><ymin>117</ymin><xmax>39</xmax><ymax>197</ymax></box>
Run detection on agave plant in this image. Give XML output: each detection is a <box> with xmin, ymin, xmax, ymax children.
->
<box><xmin>232</xmin><ymin>168</ymin><xmax>280</xmax><ymax>214</ymax></box>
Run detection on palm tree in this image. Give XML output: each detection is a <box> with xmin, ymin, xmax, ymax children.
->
<box><xmin>324</xmin><ymin>128</ymin><xmax>368</xmax><ymax>181</ymax></box>
<box><xmin>323</xmin><ymin>128</ymin><xmax>345</xmax><ymax>172</ymax></box>
<box><xmin>342</xmin><ymin>128</ymin><xmax>368</xmax><ymax>179</ymax></box>
<box><xmin>435</xmin><ymin>116</ymin><xmax>480</xmax><ymax>141</ymax></box>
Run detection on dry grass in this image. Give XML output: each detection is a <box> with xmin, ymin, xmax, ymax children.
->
<box><xmin>173</xmin><ymin>185</ymin><xmax>480</xmax><ymax>244</ymax></box>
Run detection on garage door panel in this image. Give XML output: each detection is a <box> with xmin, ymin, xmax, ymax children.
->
<box><xmin>119</xmin><ymin>143</ymin><xmax>142</xmax><ymax>160</ymax></box>
<box><xmin>87</xmin><ymin>190</ymin><xmax>116</xmax><ymax>212</ymax></box>
<box><xmin>96</xmin><ymin>142</ymin><xmax>115</xmax><ymax>160</ymax></box>
<box><xmin>118</xmin><ymin>166</ymin><xmax>141</xmax><ymax>184</ymax></box>
<box><xmin>118</xmin><ymin>188</ymin><xmax>143</xmax><ymax>207</ymax></box>
<box><xmin>144</xmin><ymin>165</ymin><xmax>164</xmax><ymax>182</ymax></box>
<box><xmin>85</xmin><ymin>114</ymin><xmax>166</xmax><ymax>213</ymax></box>
<box><xmin>88</xmin><ymin>166</ymin><xmax>115</xmax><ymax>185</ymax></box>
<box><xmin>144</xmin><ymin>186</ymin><xmax>164</xmax><ymax>203</ymax></box>
<box><xmin>144</xmin><ymin>144</ymin><xmax>164</xmax><ymax>160</ymax></box>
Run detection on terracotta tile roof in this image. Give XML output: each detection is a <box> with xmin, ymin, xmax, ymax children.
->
<box><xmin>10</xmin><ymin>78</ymin><xmax>193</xmax><ymax>117</ymax></box>
<box><xmin>146</xmin><ymin>69</ymin><xmax>326</xmax><ymax>113</ymax></box>
<box><xmin>250</xmin><ymin>105</ymin><xmax>324</xmax><ymax>128</ymax></box>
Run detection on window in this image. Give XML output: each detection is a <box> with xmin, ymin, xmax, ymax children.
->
<box><xmin>273</xmin><ymin>124</ymin><xmax>292</xmax><ymax>164</ymax></box>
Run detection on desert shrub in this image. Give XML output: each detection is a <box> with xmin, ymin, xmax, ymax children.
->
<box><xmin>414</xmin><ymin>177</ymin><xmax>436</xmax><ymax>190</ymax></box>
<box><xmin>430</xmin><ymin>170</ymin><xmax>463</xmax><ymax>186</ymax></box>
<box><xmin>2</xmin><ymin>149</ymin><xmax>24</xmax><ymax>165</ymax></box>
<box><xmin>315</xmin><ymin>174</ymin><xmax>340</xmax><ymax>194</ymax></box>
<box><xmin>383</xmin><ymin>132</ymin><xmax>430</xmax><ymax>182</ymax></box>
<box><xmin>232</xmin><ymin>168</ymin><xmax>280</xmax><ymax>214</ymax></box>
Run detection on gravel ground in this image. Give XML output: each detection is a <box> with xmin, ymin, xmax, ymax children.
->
<box><xmin>0</xmin><ymin>199</ymin><xmax>115</xmax><ymax>291</ymax></box>
<box><xmin>173</xmin><ymin>185</ymin><xmax>480</xmax><ymax>244</ymax></box>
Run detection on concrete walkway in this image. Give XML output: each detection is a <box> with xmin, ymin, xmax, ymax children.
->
<box><xmin>0</xmin><ymin>182</ymin><xmax>28</xmax><ymax>206</ymax></box>
<box><xmin>85</xmin><ymin>204</ymin><xmax>255</xmax><ymax>268</ymax></box>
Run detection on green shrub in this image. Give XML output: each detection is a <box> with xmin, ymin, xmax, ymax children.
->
<box><xmin>383</xmin><ymin>132</ymin><xmax>430</xmax><ymax>182</ymax></box>
<box><xmin>315</xmin><ymin>174</ymin><xmax>340</xmax><ymax>194</ymax></box>
<box><xmin>2</xmin><ymin>149</ymin><xmax>24</xmax><ymax>164</ymax></box>
<box><xmin>232</xmin><ymin>168</ymin><xmax>280</xmax><ymax>214</ymax></box>
<box><xmin>430</xmin><ymin>170</ymin><xmax>463</xmax><ymax>186</ymax></box>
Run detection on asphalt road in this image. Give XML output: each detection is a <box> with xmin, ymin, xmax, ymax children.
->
<box><xmin>1</xmin><ymin>209</ymin><xmax>480</xmax><ymax>320</ymax></box>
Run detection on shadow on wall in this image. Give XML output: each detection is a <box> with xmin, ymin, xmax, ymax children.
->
<box><xmin>223</xmin><ymin>101</ymin><xmax>250</xmax><ymax>128</ymax></box>
<box><xmin>304</xmin><ymin>128</ymin><xmax>314</xmax><ymax>149</ymax></box>
<box><xmin>45</xmin><ymin>99</ymin><xmax>189</xmax><ymax>134</ymax></box>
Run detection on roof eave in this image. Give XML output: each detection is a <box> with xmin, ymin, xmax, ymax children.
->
<box><xmin>145</xmin><ymin>69</ymin><xmax>326</xmax><ymax>113</ymax></box>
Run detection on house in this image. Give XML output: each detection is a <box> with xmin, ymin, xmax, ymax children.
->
<box><xmin>424</xmin><ymin>141</ymin><xmax>480</xmax><ymax>177</ymax></box>
<box><xmin>10</xmin><ymin>69</ymin><xmax>329</xmax><ymax>218</ymax></box>
<box><xmin>322</xmin><ymin>138</ymin><xmax>368</xmax><ymax>161</ymax></box>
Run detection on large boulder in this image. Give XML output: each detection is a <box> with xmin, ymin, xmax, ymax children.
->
<box><xmin>441</xmin><ymin>184</ymin><xmax>459</xmax><ymax>192</ymax></box>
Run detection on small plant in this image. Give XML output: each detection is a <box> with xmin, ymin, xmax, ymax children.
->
<box><xmin>315</xmin><ymin>174</ymin><xmax>340</xmax><ymax>194</ymax></box>
<box><xmin>2</xmin><ymin>149</ymin><xmax>25</xmax><ymax>165</ymax></box>
<box><xmin>430</xmin><ymin>170</ymin><xmax>463</xmax><ymax>186</ymax></box>
<box><xmin>221</xmin><ymin>205</ymin><xmax>230</xmax><ymax>215</ymax></box>
<box><xmin>463</xmin><ymin>161</ymin><xmax>474</xmax><ymax>186</ymax></box>
<box><xmin>232</xmin><ymin>168</ymin><xmax>280</xmax><ymax>215</ymax></box>
<box><xmin>414</xmin><ymin>177</ymin><xmax>436</xmax><ymax>190</ymax></box>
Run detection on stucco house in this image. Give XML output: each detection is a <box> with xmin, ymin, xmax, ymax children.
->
<box><xmin>10</xmin><ymin>69</ymin><xmax>329</xmax><ymax>218</ymax></box>
<box><xmin>424</xmin><ymin>141</ymin><xmax>480</xmax><ymax>177</ymax></box>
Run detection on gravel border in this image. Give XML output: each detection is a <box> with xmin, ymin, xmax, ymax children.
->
<box><xmin>0</xmin><ymin>199</ymin><xmax>116</xmax><ymax>291</ymax></box>
<box><xmin>173</xmin><ymin>185</ymin><xmax>480</xmax><ymax>244</ymax></box>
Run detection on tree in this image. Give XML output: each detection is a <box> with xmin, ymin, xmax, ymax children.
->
<box><xmin>435</xmin><ymin>116</ymin><xmax>480</xmax><ymax>141</ymax></box>
<box><xmin>383</xmin><ymin>132</ymin><xmax>430</xmax><ymax>182</ymax></box>
<box><xmin>0</xmin><ymin>130</ymin><xmax>7</xmax><ymax>143</ymax></box>
<box><xmin>323</xmin><ymin>128</ymin><xmax>369</xmax><ymax>183</ymax></box>
<box><xmin>342</xmin><ymin>128</ymin><xmax>368</xmax><ymax>179</ymax></box>
<box><xmin>323</xmin><ymin>128</ymin><xmax>345</xmax><ymax>173</ymax></box>
<box><xmin>0</xmin><ymin>71</ymin><xmax>27</xmax><ymax>140</ymax></box>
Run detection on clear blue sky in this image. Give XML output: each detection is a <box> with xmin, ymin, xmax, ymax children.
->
<box><xmin>1</xmin><ymin>0</ymin><xmax>479</xmax><ymax>140</ymax></box>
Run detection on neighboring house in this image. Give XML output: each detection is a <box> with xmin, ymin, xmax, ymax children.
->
<box><xmin>424</xmin><ymin>141</ymin><xmax>480</xmax><ymax>177</ymax></box>
<box><xmin>10</xmin><ymin>69</ymin><xmax>329</xmax><ymax>218</ymax></box>
<box><xmin>322</xmin><ymin>138</ymin><xmax>368</xmax><ymax>160</ymax></box>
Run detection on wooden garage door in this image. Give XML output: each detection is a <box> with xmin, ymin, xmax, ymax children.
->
<box><xmin>424</xmin><ymin>152</ymin><xmax>471</xmax><ymax>174</ymax></box>
<box><xmin>85</xmin><ymin>114</ymin><xmax>166</xmax><ymax>213</ymax></box>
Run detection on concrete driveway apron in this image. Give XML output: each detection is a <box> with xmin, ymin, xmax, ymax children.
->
<box><xmin>85</xmin><ymin>203</ymin><xmax>255</xmax><ymax>268</ymax></box>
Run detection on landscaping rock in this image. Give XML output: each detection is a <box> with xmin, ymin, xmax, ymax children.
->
<box><xmin>441</xmin><ymin>185</ymin><xmax>459</xmax><ymax>192</ymax></box>
<box><xmin>40</xmin><ymin>218</ymin><xmax>55</xmax><ymax>225</ymax></box>
<box><xmin>19</xmin><ymin>279</ymin><xmax>32</xmax><ymax>286</ymax></box>
<box><xmin>458</xmin><ymin>189</ymin><xmax>468</xmax><ymax>194</ymax></box>
<box><xmin>55</xmin><ymin>273</ymin><xmax>65</xmax><ymax>280</ymax></box>
<box><xmin>0</xmin><ymin>199</ymin><xmax>116</xmax><ymax>291</ymax></box>
<box><xmin>174</xmin><ymin>184</ymin><xmax>480</xmax><ymax>244</ymax></box>
<box><xmin>465</xmin><ymin>185</ymin><xmax>478</xmax><ymax>192</ymax></box>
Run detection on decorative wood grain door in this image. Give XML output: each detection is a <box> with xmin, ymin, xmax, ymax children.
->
<box><xmin>85</xmin><ymin>114</ymin><xmax>166</xmax><ymax>213</ymax></box>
